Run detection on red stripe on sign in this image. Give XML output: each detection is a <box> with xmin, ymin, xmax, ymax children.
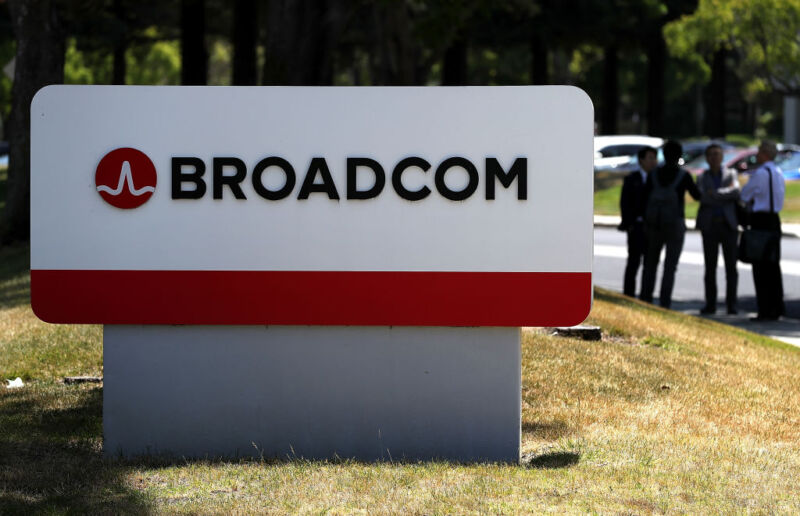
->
<box><xmin>31</xmin><ymin>270</ymin><xmax>591</xmax><ymax>327</ymax></box>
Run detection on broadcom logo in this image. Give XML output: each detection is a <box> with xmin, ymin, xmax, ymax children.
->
<box><xmin>95</xmin><ymin>147</ymin><xmax>157</xmax><ymax>209</ymax></box>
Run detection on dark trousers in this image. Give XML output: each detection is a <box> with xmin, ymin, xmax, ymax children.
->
<box><xmin>640</xmin><ymin>225</ymin><xmax>685</xmax><ymax>309</ymax></box>
<box><xmin>701</xmin><ymin>217</ymin><xmax>738</xmax><ymax>311</ymax></box>
<box><xmin>750</xmin><ymin>212</ymin><xmax>785</xmax><ymax>319</ymax></box>
<box><xmin>623</xmin><ymin>222</ymin><xmax>646</xmax><ymax>297</ymax></box>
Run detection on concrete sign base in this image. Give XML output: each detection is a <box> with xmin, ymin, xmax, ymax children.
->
<box><xmin>103</xmin><ymin>325</ymin><xmax>521</xmax><ymax>462</ymax></box>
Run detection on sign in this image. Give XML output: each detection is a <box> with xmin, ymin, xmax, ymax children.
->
<box><xmin>31</xmin><ymin>85</ymin><xmax>593</xmax><ymax>326</ymax></box>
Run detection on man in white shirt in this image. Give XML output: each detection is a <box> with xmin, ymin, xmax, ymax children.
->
<box><xmin>740</xmin><ymin>140</ymin><xmax>786</xmax><ymax>320</ymax></box>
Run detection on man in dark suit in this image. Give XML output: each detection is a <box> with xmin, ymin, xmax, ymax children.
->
<box><xmin>618</xmin><ymin>146</ymin><xmax>657</xmax><ymax>297</ymax></box>
<box><xmin>696</xmin><ymin>144</ymin><xmax>740</xmax><ymax>314</ymax></box>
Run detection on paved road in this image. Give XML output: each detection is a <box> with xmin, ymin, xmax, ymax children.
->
<box><xmin>594</xmin><ymin>226</ymin><xmax>800</xmax><ymax>346</ymax></box>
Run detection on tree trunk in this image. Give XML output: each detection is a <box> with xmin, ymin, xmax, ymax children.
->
<box><xmin>262</xmin><ymin>0</ymin><xmax>341</xmax><ymax>85</ymax></box>
<box><xmin>442</xmin><ymin>35</ymin><xmax>467</xmax><ymax>85</ymax></box>
<box><xmin>113</xmin><ymin>42</ymin><xmax>127</xmax><ymax>85</ymax></box>
<box><xmin>295</xmin><ymin>0</ymin><xmax>335</xmax><ymax>85</ymax></box>
<box><xmin>3</xmin><ymin>0</ymin><xmax>65</xmax><ymax>243</ymax></box>
<box><xmin>706</xmin><ymin>48</ymin><xmax>726</xmax><ymax>138</ymax></box>
<box><xmin>371</xmin><ymin>2</ymin><xmax>422</xmax><ymax>85</ymax></box>
<box><xmin>232</xmin><ymin>0</ymin><xmax>258</xmax><ymax>85</ymax></box>
<box><xmin>646</xmin><ymin>30</ymin><xmax>666</xmax><ymax>136</ymax></box>
<box><xmin>181</xmin><ymin>0</ymin><xmax>207</xmax><ymax>85</ymax></box>
<box><xmin>112</xmin><ymin>0</ymin><xmax>126</xmax><ymax>85</ymax></box>
<box><xmin>530</xmin><ymin>32</ymin><xmax>548</xmax><ymax>85</ymax></box>
<box><xmin>261</xmin><ymin>0</ymin><xmax>291</xmax><ymax>84</ymax></box>
<box><xmin>601</xmin><ymin>44</ymin><xmax>618</xmax><ymax>135</ymax></box>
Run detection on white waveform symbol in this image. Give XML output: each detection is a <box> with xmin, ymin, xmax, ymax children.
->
<box><xmin>97</xmin><ymin>161</ymin><xmax>155</xmax><ymax>196</ymax></box>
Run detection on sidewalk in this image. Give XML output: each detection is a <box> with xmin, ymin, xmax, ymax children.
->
<box><xmin>593</xmin><ymin>214</ymin><xmax>800</xmax><ymax>348</ymax></box>
<box><xmin>594</xmin><ymin>214</ymin><xmax>800</xmax><ymax>238</ymax></box>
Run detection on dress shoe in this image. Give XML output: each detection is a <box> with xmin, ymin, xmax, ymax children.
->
<box><xmin>700</xmin><ymin>306</ymin><xmax>716</xmax><ymax>315</ymax></box>
<box><xmin>726</xmin><ymin>308</ymin><xmax>738</xmax><ymax>315</ymax></box>
<box><xmin>750</xmin><ymin>315</ymin><xmax>779</xmax><ymax>322</ymax></box>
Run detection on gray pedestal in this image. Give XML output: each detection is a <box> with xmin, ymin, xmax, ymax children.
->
<box><xmin>103</xmin><ymin>325</ymin><xmax>521</xmax><ymax>462</ymax></box>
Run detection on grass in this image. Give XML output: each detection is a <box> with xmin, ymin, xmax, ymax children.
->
<box><xmin>2</xmin><ymin>245</ymin><xmax>800</xmax><ymax>512</ymax></box>
<box><xmin>784</xmin><ymin>181</ymin><xmax>800</xmax><ymax>221</ymax></box>
<box><xmin>595</xmin><ymin>171</ymin><xmax>800</xmax><ymax>223</ymax></box>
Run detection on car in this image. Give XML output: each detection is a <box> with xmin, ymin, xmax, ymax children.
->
<box><xmin>615</xmin><ymin>139</ymin><xmax>737</xmax><ymax>172</ymax></box>
<box><xmin>726</xmin><ymin>148</ymin><xmax>760</xmax><ymax>174</ymax></box>
<box><xmin>684</xmin><ymin>144</ymin><xmax>800</xmax><ymax>176</ymax></box>
<box><xmin>726</xmin><ymin>148</ymin><xmax>800</xmax><ymax>181</ymax></box>
<box><xmin>774</xmin><ymin>152</ymin><xmax>800</xmax><ymax>180</ymax></box>
<box><xmin>594</xmin><ymin>135</ymin><xmax>664</xmax><ymax>173</ymax></box>
<box><xmin>684</xmin><ymin>147</ymin><xmax>754</xmax><ymax>175</ymax></box>
<box><xmin>726</xmin><ymin>144</ymin><xmax>800</xmax><ymax>174</ymax></box>
<box><xmin>679</xmin><ymin>139</ymin><xmax>736</xmax><ymax>165</ymax></box>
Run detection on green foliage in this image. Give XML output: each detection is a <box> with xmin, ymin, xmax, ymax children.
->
<box><xmin>207</xmin><ymin>38</ymin><xmax>232</xmax><ymax>86</ymax></box>
<box><xmin>666</xmin><ymin>0</ymin><xmax>800</xmax><ymax>99</ymax></box>
<box><xmin>569</xmin><ymin>45</ymin><xmax>604</xmax><ymax>80</ymax></box>
<box><xmin>65</xmin><ymin>28</ymin><xmax>182</xmax><ymax>86</ymax></box>
<box><xmin>65</xmin><ymin>39</ymin><xmax>111</xmax><ymax>84</ymax></box>
<box><xmin>127</xmin><ymin>39</ymin><xmax>181</xmax><ymax>85</ymax></box>
<box><xmin>469</xmin><ymin>46</ymin><xmax>529</xmax><ymax>85</ymax></box>
<box><xmin>724</xmin><ymin>133</ymin><xmax>758</xmax><ymax>146</ymax></box>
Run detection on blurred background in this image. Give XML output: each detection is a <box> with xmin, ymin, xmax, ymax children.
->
<box><xmin>1</xmin><ymin>0</ymin><xmax>800</xmax><ymax>243</ymax></box>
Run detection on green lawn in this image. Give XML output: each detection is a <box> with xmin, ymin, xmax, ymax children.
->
<box><xmin>2</xmin><ymin>242</ymin><xmax>800</xmax><ymax>512</ymax></box>
<box><xmin>784</xmin><ymin>181</ymin><xmax>800</xmax><ymax>221</ymax></box>
<box><xmin>595</xmin><ymin>172</ymin><xmax>800</xmax><ymax>223</ymax></box>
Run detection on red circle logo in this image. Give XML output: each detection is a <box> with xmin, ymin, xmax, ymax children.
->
<box><xmin>95</xmin><ymin>147</ymin><xmax>157</xmax><ymax>209</ymax></box>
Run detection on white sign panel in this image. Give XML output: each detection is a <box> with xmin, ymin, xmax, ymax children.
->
<box><xmin>31</xmin><ymin>85</ymin><xmax>593</xmax><ymax>326</ymax></box>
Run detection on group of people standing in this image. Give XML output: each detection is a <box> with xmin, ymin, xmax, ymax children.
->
<box><xmin>619</xmin><ymin>140</ymin><xmax>786</xmax><ymax>320</ymax></box>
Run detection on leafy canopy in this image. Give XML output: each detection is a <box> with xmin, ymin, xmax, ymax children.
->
<box><xmin>665</xmin><ymin>0</ymin><xmax>800</xmax><ymax>98</ymax></box>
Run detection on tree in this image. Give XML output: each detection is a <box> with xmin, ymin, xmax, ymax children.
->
<box><xmin>666</xmin><ymin>0</ymin><xmax>800</xmax><ymax>99</ymax></box>
<box><xmin>232</xmin><ymin>0</ymin><xmax>257</xmax><ymax>85</ymax></box>
<box><xmin>259</xmin><ymin>0</ymin><xmax>348</xmax><ymax>85</ymax></box>
<box><xmin>642</xmin><ymin>0</ymin><xmax>697</xmax><ymax>135</ymax></box>
<box><xmin>602</xmin><ymin>43</ymin><xmax>619</xmax><ymax>134</ymax></box>
<box><xmin>3</xmin><ymin>0</ymin><xmax>65</xmax><ymax>243</ymax></box>
<box><xmin>529</xmin><ymin>9</ymin><xmax>548</xmax><ymax>85</ymax></box>
<box><xmin>0</xmin><ymin>8</ymin><xmax>14</xmax><ymax>138</ymax></box>
<box><xmin>369</xmin><ymin>0</ymin><xmax>423</xmax><ymax>85</ymax></box>
<box><xmin>60</xmin><ymin>0</ymin><xmax>177</xmax><ymax>85</ymax></box>
<box><xmin>181</xmin><ymin>0</ymin><xmax>207</xmax><ymax>85</ymax></box>
<box><xmin>441</xmin><ymin>33</ymin><xmax>467</xmax><ymax>85</ymax></box>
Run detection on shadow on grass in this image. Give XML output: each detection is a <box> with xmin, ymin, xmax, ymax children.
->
<box><xmin>594</xmin><ymin>287</ymin><xmax>715</xmax><ymax>326</ymax></box>
<box><xmin>0</xmin><ymin>281</ymin><xmax>31</xmax><ymax>309</ymax></box>
<box><xmin>0</xmin><ymin>243</ymin><xmax>30</xmax><ymax>310</ymax></box>
<box><xmin>522</xmin><ymin>420</ymin><xmax>574</xmax><ymax>440</ymax></box>
<box><xmin>594</xmin><ymin>287</ymin><xmax>661</xmax><ymax>312</ymax></box>
<box><xmin>523</xmin><ymin>451</ymin><xmax>580</xmax><ymax>469</ymax></box>
<box><xmin>0</xmin><ymin>385</ymin><xmax>153</xmax><ymax>514</ymax></box>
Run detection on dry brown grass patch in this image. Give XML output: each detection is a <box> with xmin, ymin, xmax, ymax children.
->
<box><xmin>2</xmin><ymin>262</ymin><xmax>800</xmax><ymax>513</ymax></box>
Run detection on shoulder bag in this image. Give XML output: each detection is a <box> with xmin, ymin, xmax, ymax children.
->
<box><xmin>738</xmin><ymin>167</ymin><xmax>780</xmax><ymax>263</ymax></box>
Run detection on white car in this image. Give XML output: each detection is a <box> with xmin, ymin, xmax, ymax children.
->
<box><xmin>594</xmin><ymin>135</ymin><xmax>664</xmax><ymax>173</ymax></box>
